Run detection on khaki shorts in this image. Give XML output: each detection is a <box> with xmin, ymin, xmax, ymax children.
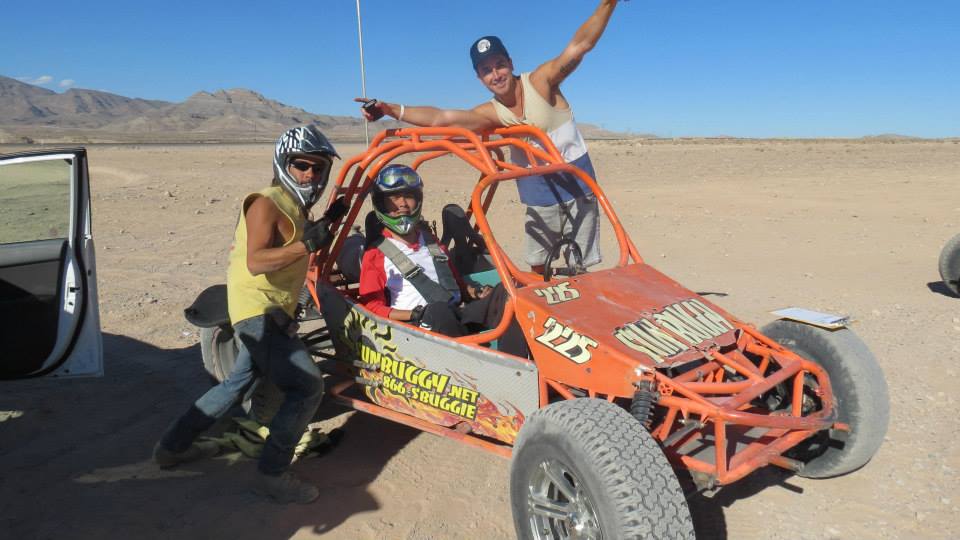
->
<box><xmin>524</xmin><ymin>194</ymin><xmax>601</xmax><ymax>268</ymax></box>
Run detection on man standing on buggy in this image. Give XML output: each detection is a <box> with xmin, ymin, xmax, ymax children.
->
<box><xmin>358</xmin><ymin>0</ymin><xmax>622</xmax><ymax>274</ymax></box>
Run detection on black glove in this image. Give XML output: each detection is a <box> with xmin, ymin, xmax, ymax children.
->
<box><xmin>409</xmin><ymin>305</ymin><xmax>426</xmax><ymax>326</ymax></box>
<box><xmin>323</xmin><ymin>196</ymin><xmax>349</xmax><ymax>222</ymax></box>
<box><xmin>302</xmin><ymin>218</ymin><xmax>334</xmax><ymax>253</ymax></box>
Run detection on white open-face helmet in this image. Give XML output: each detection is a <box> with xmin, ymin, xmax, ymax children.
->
<box><xmin>273</xmin><ymin>125</ymin><xmax>340</xmax><ymax>210</ymax></box>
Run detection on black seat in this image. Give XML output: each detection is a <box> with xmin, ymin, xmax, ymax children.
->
<box><xmin>332</xmin><ymin>211</ymin><xmax>383</xmax><ymax>285</ymax></box>
<box><xmin>364</xmin><ymin>210</ymin><xmax>385</xmax><ymax>246</ymax></box>
<box><xmin>336</xmin><ymin>234</ymin><xmax>365</xmax><ymax>284</ymax></box>
<box><xmin>440</xmin><ymin>204</ymin><xmax>494</xmax><ymax>276</ymax></box>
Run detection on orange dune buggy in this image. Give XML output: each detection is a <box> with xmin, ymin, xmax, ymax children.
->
<box><xmin>202</xmin><ymin>126</ymin><xmax>890</xmax><ymax>539</ymax></box>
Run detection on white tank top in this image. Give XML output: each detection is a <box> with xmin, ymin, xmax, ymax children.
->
<box><xmin>490</xmin><ymin>72</ymin><xmax>595</xmax><ymax>206</ymax></box>
<box><xmin>490</xmin><ymin>72</ymin><xmax>590</xmax><ymax>164</ymax></box>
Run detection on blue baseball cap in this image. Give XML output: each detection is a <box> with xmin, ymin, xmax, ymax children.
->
<box><xmin>470</xmin><ymin>36</ymin><xmax>510</xmax><ymax>70</ymax></box>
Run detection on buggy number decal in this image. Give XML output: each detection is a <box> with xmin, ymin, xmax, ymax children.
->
<box><xmin>533</xmin><ymin>282</ymin><xmax>580</xmax><ymax>305</ymax></box>
<box><xmin>613</xmin><ymin>299</ymin><xmax>735</xmax><ymax>364</ymax></box>
<box><xmin>535</xmin><ymin>317</ymin><xmax>598</xmax><ymax>364</ymax></box>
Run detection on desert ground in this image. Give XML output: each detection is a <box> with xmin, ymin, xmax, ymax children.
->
<box><xmin>1</xmin><ymin>137</ymin><xmax>959</xmax><ymax>539</ymax></box>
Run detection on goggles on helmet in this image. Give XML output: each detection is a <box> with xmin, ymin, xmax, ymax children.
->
<box><xmin>376</xmin><ymin>166</ymin><xmax>423</xmax><ymax>192</ymax></box>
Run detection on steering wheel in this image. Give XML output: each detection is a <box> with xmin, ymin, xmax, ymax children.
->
<box><xmin>543</xmin><ymin>238</ymin><xmax>586</xmax><ymax>281</ymax></box>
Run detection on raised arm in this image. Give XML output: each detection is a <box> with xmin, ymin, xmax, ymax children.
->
<box><xmin>354</xmin><ymin>98</ymin><xmax>501</xmax><ymax>132</ymax></box>
<box><xmin>533</xmin><ymin>0</ymin><xmax>619</xmax><ymax>89</ymax></box>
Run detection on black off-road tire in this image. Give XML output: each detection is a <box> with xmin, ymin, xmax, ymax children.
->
<box><xmin>938</xmin><ymin>233</ymin><xmax>960</xmax><ymax>297</ymax></box>
<box><xmin>761</xmin><ymin>320</ymin><xmax>889</xmax><ymax>478</ymax></box>
<box><xmin>510</xmin><ymin>398</ymin><xmax>694</xmax><ymax>540</ymax></box>
<box><xmin>198</xmin><ymin>326</ymin><xmax>283</xmax><ymax>425</ymax></box>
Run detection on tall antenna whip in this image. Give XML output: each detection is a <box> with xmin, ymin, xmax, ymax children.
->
<box><xmin>355</xmin><ymin>0</ymin><xmax>369</xmax><ymax>145</ymax></box>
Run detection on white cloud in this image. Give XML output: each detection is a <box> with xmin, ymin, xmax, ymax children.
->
<box><xmin>59</xmin><ymin>79</ymin><xmax>75</xmax><ymax>88</ymax></box>
<box><xmin>15</xmin><ymin>75</ymin><xmax>54</xmax><ymax>85</ymax></box>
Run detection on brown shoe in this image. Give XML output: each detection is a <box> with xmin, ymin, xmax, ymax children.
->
<box><xmin>153</xmin><ymin>440</ymin><xmax>220</xmax><ymax>469</ymax></box>
<box><xmin>254</xmin><ymin>471</ymin><xmax>319</xmax><ymax>504</ymax></box>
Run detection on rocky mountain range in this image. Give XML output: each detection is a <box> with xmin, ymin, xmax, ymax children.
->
<box><xmin>0</xmin><ymin>75</ymin><xmax>630</xmax><ymax>144</ymax></box>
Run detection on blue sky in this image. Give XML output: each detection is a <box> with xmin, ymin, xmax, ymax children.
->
<box><xmin>3</xmin><ymin>0</ymin><xmax>958</xmax><ymax>138</ymax></box>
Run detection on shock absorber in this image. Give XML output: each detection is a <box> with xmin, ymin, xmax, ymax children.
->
<box><xmin>630</xmin><ymin>380</ymin><xmax>659</xmax><ymax>429</ymax></box>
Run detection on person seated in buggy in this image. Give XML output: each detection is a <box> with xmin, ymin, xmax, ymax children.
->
<box><xmin>358</xmin><ymin>165</ymin><xmax>528</xmax><ymax>358</ymax></box>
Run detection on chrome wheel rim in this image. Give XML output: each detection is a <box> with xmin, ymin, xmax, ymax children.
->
<box><xmin>526</xmin><ymin>458</ymin><xmax>602</xmax><ymax>540</ymax></box>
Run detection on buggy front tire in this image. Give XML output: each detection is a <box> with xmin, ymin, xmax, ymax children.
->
<box><xmin>761</xmin><ymin>320</ymin><xmax>889</xmax><ymax>478</ymax></box>
<box><xmin>938</xmin><ymin>233</ymin><xmax>960</xmax><ymax>297</ymax></box>
<box><xmin>510</xmin><ymin>398</ymin><xmax>694</xmax><ymax>540</ymax></box>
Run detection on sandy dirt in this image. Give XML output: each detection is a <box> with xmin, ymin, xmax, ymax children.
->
<box><xmin>1</xmin><ymin>138</ymin><xmax>959</xmax><ymax>539</ymax></box>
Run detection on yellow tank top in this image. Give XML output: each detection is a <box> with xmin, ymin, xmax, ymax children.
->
<box><xmin>227</xmin><ymin>186</ymin><xmax>307</xmax><ymax>324</ymax></box>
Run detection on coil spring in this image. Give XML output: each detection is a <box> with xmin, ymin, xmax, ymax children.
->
<box><xmin>630</xmin><ymin>380</ymin><xmax>659</xmax><ymax>429</ymax></box>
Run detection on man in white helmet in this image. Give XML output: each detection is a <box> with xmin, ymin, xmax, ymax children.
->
<box><xmin>358</xmin><ymin>0</ymin><xmax>620</xmax><ymax>275</ymax></box>
<box><xmin>154</xmin><ymin>125</ymin><xmax>346</xmax><ymax>504</ymax></box>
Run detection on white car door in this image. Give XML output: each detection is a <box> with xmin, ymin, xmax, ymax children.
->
<box><xmin>0</xmin><ymin>148</ymin><xmax>102</xmax><ymax>378</ymax></box>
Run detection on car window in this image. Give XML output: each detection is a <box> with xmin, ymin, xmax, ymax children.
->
<box><xmin>0</xmin><ymin>158</ymin><xmax>72</xmax><ymax>244</ymax></box>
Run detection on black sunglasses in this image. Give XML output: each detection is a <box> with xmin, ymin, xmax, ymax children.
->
<box><xmin>289</xmin><ymin>160</ymin><xmax>329</xmax><ymax>174</ymax></box>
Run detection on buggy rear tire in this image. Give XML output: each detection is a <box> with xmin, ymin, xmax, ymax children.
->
<box><xmin>510</xmin><ymin>398</ymin><xmax>694</xmax><ymax>540</ymax></box>
<box><xmin>198</xmin><ymin>326</ymin><xmax>283</xmax><ymax>425</ymax></box>
<box><xmin>761</xmin><ymin>320</ymin><xmax>889</xmax><ymax>478</ymax></box>
<box><xmin>199</xmin><ymin>325</ymin><xmax>237</xmax><ymax>383</ymax></box>
<box><xmin>938</xmin><ymin>233</ymin><xmax>960</xmax><ymax>297</ymax></box>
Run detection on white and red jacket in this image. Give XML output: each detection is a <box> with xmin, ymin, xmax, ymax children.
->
<box><xmin>359</xmin><ymin>229</ymin><xmax>465</xmax><ymax>317</ymax></box>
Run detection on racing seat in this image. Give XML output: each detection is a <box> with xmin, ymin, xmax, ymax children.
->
<box><xmin>335</xmin><ymin>234</ymin><xmax>365</xmax><ymax>284</ymax></box>
<box><xmin>439</xmin><ymin>204</ymin><xmax>497</xmax><ymax>283</ymax></box>
<box><xmin>333</xmin><ymin>212</ymin><xmax>383</xmax><ymax>285</ymax></box>
<box><xmin>364</xmin><ymin>210</ymin><xmax>385</xmax><ymax>247</ymax></box>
